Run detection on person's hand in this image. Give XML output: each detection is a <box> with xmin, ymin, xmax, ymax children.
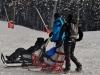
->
<box><xmin>76</xmin><ymin>37</ymin><xmax>82</xmax><ymax>42</ymax></box>
<box><xmin>49</xmin><ymin>32</ymin><xmax>53</xmax><ymax>37</ymax></box>
<box><xmin>58</xmin><ymin>37</ymin><xmax>62</xmax><ymax>41</ymax></box>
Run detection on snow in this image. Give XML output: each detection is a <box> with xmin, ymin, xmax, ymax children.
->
<box><xmin>0</xmin><ymin>20</ymin><xmax>100</xmax><ymax>75</ymax></box>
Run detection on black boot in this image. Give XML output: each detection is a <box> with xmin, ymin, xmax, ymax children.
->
<box><xmin>75</xmin><ymin>66</ymin><xmax>82</xmax><ymax>72</ymax></box>
<box><xmin>63</xmin><ymin>68</ymin><xmax>70</xmax><ymax>74</ymax></box>
<box><xmin>6</xmin><ymin>56</ymin><xmax>13</xmax><ymax>61</ymax></box>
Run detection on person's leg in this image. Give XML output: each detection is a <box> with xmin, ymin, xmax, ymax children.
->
<box><xmin>39</xmin><ymin>53</ymin><xmax>49</xmax><ymax>63</ymax></box>
<box><xmin>55</xmin><ymin>40</ymin><xmax>62</xmax><ymax>46</ymax></box>
<box><xmin>63</xmin><ymin>41</ymin><xmax>72</xmax><ymax>72</ymax></box>
<box><xmin>6</xmin><ymin>48</ymin><xmax>25</xmax><ymax>61</ymax></box>
<box><xmin>70</xmin><ymin>42</ymin><xmax>82</xmax><ymax>71</ymax></box>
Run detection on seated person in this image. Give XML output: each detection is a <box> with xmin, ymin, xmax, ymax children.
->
<box><xmin>6</xmin><ymin>37</ymin><xmax>44</xmax><ymax>61</ymax></box>
<box><xmin>39</xmin><ymin>44</ymin><xmax>65</xmax><ymax>65</ymax></box>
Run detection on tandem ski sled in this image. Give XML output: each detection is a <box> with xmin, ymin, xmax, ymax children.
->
<box><xmin>1</xmin><ymin>37</ymin><xmax>50</xmax><ymax>68</ymax></box>
<box><xmin>29</xmin><ymin>41</ymin><xmax>65</xmax><ymax>73</ymax></box>
<box><xmin>1</xmin><ymin>37</ymin><xmax>65</xmax><ymax>73</ymax></box>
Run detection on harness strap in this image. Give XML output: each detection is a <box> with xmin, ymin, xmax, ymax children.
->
<box><xmin>46</xmin><ymin>51</ymin><xmax>65</xmax><ymax>63</ymax></box>
<box><xmin>55</xmin><ymin>50</ymin><xmax>65</xmax><ymax>55</ymax></box>
<box><xmin>49</xmin><ymin>57</ymin><xmax>64</xmax><ymax>63</ymax></box>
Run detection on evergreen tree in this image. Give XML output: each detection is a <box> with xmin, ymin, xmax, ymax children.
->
<box><xmin>0</xmin><ymin>0</ymin><xmax>100</xmax><ymax>31</ymax></box>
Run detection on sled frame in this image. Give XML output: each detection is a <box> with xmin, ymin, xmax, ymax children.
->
<box><xmin>32</xmin><ymin>50</ymin><xmax>65</xmax><ymax>73</ymax></box>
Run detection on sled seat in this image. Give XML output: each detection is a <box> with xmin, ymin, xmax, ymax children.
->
<box><xmin>21</xmin><ymin>46</ymin><xmax>45</xmax><ymax>66</ymax></box>
<box><xmin>31</xmin><ymin>47</ymin><xmax>46</xmax><ymax>67</ymax></box>
<box><xmin>32</xmin><ymin>44</ymin><xmax>65</xmax><ymax>73</ymax></box>
<box><xmin>21</xmin><ymin>53</ymin><xmax>33</xmax><ymax>65</ymax></box>
<box><xmin>20</xmin><ymin>37</ymin><xmax>49</xmax><ymax>66</ymax></box>
<box><xmin>28</xmin><ymin>38</ymin><xmax>49</xmax><ymax>67</ymax></box>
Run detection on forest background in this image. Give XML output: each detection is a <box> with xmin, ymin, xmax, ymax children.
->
<box><xmin>0</xmin><ymin>0</ymin><xmax>100</xmax><ymax>31</ymax></box>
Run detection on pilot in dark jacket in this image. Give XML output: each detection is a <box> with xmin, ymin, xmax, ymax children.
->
<box><xmin>59</xmin><ymin>14</ymin><xmax>83</xmax><ymax>73</ymax></box>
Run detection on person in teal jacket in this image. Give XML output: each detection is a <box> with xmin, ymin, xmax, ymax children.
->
<box><xmin>49</xmin><ymin>13</ymin><xmax>65</xmax><ymax>46</ymax></box>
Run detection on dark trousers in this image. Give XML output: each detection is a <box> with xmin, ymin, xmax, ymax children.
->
<box><xmin>55</xmin><ymin>40</ymin><xmax>62</xmax><ymax>46</ymax></box>
<box><xmin>9</xmin><ymin>48</ymin><xmax>30</xmax><ymax>59</ymax></box>
<box><xmin>64</xmin><ymin>40</ymin><xmax>82</xmax><ymax>70</ymax></box>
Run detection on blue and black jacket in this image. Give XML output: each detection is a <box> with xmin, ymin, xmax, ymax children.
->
<box><xmin>51</xmin><ymin>17</ymin><xmax>65</xmax><ymax>41</ymax></box>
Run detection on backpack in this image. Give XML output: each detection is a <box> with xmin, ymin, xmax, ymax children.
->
<box><xmin>70</xmin><ymin>23</ymin><xmax>78</xmax><ymax>39</ymax></box>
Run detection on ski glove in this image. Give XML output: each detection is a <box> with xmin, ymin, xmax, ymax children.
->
<box><xmin>76</xmin><ymin>27</ymin><xmax>83</xmax><ymax>42</ymax></box>
<box><xmin>49</xmin><ymin>32</ymin><xmax>53</xmax><ymax>37</ymax></box>
<box><xmin>76</xmin><ymin>37</ymin><xmax>82</xmax><ymax>41</ymax></box>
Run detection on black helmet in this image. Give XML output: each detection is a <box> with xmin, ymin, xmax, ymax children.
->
<box><xmin>67</xmin><ymin>14</ymin><xmax>73</xmax><ymax>20</ymax></box>
<box><xmin>35</xmin><ymin>37</ymin><xmax>44</xmax><ymax>44</ymax></box>
<box><xmin>54</xmin><ymin>13</ymin><xmax>60</xmax><ymax>18</ymax></box>
<box><xmin>67</xmin><ymin>14</ymin><xmax>73</xmax><ymax>23</ymax></box>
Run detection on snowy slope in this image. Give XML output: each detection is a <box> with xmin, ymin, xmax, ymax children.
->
<box><xmin>0</xmin><ymin>21</ymin><xmax>100</xmax><ymax>75</ymax></box>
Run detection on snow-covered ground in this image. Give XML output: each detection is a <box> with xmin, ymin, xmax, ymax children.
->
<box><xmin>0</xmin><ymin>21</ymin><xmax>100</xmax><ymax>75</ymax></box>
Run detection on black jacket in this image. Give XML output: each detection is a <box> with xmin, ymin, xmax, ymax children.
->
<box><xmin>59</xmin><ymin>23</ymin><xmax>83</xmax><ymax>42</ymax></box>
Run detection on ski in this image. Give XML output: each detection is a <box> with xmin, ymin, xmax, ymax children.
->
<box><xmin>4</xmin><ymin>65</ymin><xmax>37</xmax><ymax>69</ymax></box>
<box><xmin>4</xmin><ymin>65</ymin><xmax>27</xmax><ymax>69</ymax></box>
<box><xmin>3</xmin><ymin>62</ymin><xmax>37</xmax><ymax>69</ymax></box>
<box><xmin>1</xmin><ymin>53</ymin><xmax>36</xmax><ymax>69</ymax></box>
<box><xmin>28</xmin><ymin>66</ymin><xmax>63</xmax><ymax>74</ymax></box>
<box><xmin>28</xmin><ymin>68</ymin><xmax>62</xmax><ymax>74</ymax></box>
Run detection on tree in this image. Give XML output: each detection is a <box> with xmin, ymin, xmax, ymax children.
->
<box><xmin>0</xmin><ymin>0</ymin><xmax>100</xmax><ymax>31</ymax></box>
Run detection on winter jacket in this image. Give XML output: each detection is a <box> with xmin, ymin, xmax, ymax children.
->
<box><xmin>59</xmin><ymin>23</ymin><xmax>83</xmax><ymax>42</ymax></box>
<box><xmin>51</xmin><ymin>17</ymin><xmax>65</xmax><ymax>41</ymax></box>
